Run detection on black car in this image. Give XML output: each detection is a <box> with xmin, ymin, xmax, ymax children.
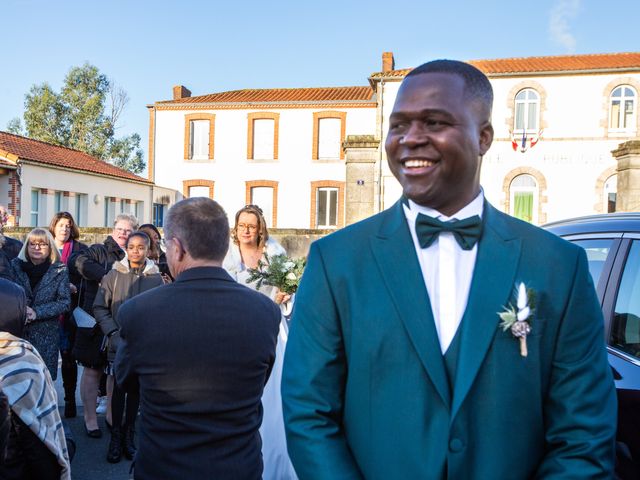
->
<box><xmin>545</xmin><ymin>212</ymin><xmax>640</xmax><ymax>479</ymax></box>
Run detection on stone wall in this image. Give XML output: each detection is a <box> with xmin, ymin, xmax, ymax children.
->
<box><xmin>4</xmin><ymin>227</ymin><xmax>331</xmax><ymax>259</ymax></box>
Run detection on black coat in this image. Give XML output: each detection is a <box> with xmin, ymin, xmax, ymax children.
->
<box><xmin>114</xmin><ymin>266</ymin><xmax>280</xmax><ymax>480</ymax></box>
<box><xmin>70</xmin><ymin>236</ymin><xmax>124</xmax><ymax>314</ymax></box>
<box><xmin>0</xmin><ymin>236</ymin><xmax>22</xmax><ymax>261</ymax></box>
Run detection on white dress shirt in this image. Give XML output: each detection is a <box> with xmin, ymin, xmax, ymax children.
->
<box><xmin>402</xmin><ymin>191</ymin><xmax>484</xmax><ymax>354</ymax></box>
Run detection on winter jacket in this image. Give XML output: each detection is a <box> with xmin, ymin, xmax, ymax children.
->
<box><xmin>93</xmin><ymin>258</ymin><xmax>163</xmax><ymax>362</ymax></box>
<box><xmin>10</xmin><ymin>259</ymin><xmax>70</xmax><ymax>379</ymax></box>
<box><xmin>0</xmin><ymin>236</ymin><xmax>22</xmax><ymax>260</ymax></box>
<box><xmin>70</xmin><ymin>236</ymin><xmax>125</xmax><ymax>314</ymax></box>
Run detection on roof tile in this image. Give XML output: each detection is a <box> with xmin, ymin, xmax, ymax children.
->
<box><xmin>370</xmin><ymin>52</ymin><xmax>640</xmax><ymax>78</ymax></box>
<box><xmin>0</xmin><ymin>132</ymin><xmax>151</xmax><ymax>183</ymax></box>
<box><xmin>159</xmin><ymin>85</ymin><xmax>375</xmax><ymax>105</ymax></box>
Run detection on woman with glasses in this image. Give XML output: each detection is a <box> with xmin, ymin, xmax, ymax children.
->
<box><xmin>48</xmin><ymin>211</ymin><xmax>88</xmax><ymax>418</ymax></box>
<box><xmin>223</xmin><ymin>204</ymin><xmax>297</xmax><ymax>480</ymax></box>
<box><xmin>9</xmin><ymin>228</ymin><xmax>71</xmax><ymax>380</ymax></box>
<box><xmin>93</xmin><ymin>231</ymin><xmax>163</xmax><ymax>464</ymax></box>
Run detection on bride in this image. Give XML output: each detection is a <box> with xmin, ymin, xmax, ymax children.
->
<box><xmin>223</xmin><ymin>204</ymin><xmax>297</xmax><ymax>480</ymax></box>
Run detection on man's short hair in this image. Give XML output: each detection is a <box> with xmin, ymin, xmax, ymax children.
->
<box><xmin>406</xmin><ymin>59</ymin><xmax>493</xmax><ymax>113</ymax></box>
<box><xmin>114</xmin><ymin>213</ymin><xmax>139</xmax><ymax>230</ymax></box>
<box><xmin>164</xmin><ymin>198</ymin><xmax>229</xmax><ymax>262</ymax></box>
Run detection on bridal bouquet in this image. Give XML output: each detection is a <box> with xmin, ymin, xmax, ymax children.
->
<box><xmin>246</xmin><ymin>253</ymin><xmax>306</xmax><ymax>295</ymax></box>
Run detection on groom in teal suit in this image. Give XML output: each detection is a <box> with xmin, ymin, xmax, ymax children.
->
<box><xmin>282</xmin><ymin>60</ymin><xmax>616</xmax><ymax>479</ymax></box>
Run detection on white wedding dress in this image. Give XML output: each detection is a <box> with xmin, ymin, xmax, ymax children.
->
<box><xmin>224</xmin><ymin>240</ymin><xmax>298</xmax><ymax>480</ymax></box>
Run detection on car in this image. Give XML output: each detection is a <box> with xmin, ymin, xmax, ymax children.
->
<box><xmin>544</xmin><ymin>212</ymin><xmax>640</xmax><ymax>479</ymax></box>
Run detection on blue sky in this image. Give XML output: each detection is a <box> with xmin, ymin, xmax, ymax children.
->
<box><xmin>2</xmin><ymin>0</ymin><xmax>638</xmax><ymax>165</ymax></box>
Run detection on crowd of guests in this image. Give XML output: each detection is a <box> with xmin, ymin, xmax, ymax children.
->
<box><xmin>0</xmin><ymin>201</ymin><xmax>296</xmax><ymax>479</ymax></box>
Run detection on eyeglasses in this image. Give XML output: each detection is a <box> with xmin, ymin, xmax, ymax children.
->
<box><xmin>28</xmin><ymin>242</ymin><xmax>49</xmax><ymax>249</ymax></box>
<box><xmin>114</xmin><ymin>227</ymin><xmax>133</xmax><ymax>234</ymax></box>
<box><xmin>237</xmin><ymin>223</ymin><xmax>258</xmax><ymax>232</ymax></box>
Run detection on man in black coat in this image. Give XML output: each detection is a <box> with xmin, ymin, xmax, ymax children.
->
<box><xmin>115</xmin><ymin>198</ymin><xmax>280</xmax><ymax>480</ymax></box>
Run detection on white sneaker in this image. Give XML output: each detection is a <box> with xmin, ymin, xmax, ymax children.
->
<box><xmin>96</xmin><ymin>396</ymin><xmax>108</xmax><ymax>414</ymax></box>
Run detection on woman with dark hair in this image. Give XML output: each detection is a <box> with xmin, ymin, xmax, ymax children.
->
<box><xmin>93</xmin><ymin>231</ymin><xmax>163</xmax><ymax>463</ymax></box>
<box><xmin>0</xmin><ymin>278</ymin><xmax>71</xmax><ymax>479</ymax></box>
<box><xmin>10</xmin><ymin>229</ymin><xmax>71</xmax><ymax>380</ymax></box>
<box><xmin>223</xmin><ymin>204</ymin><xmax>296</xmax><ymax>480</ymax></box>
<box><xmin>138</xmin><ymin>223</ymin><xmax>171</xmax><ymax>281</ymax></box>
<box><xmin>48</xmin><ymin>211</ymin><xmax>87</xmax><ymax>418</ymax></box>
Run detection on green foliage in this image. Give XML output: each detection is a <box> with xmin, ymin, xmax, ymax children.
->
<box><xmin>246</xmin><ymin>253</ymin><xmax>306</xmax><ymax>295</ymax></box>
<box><xmin>11</xmin><ymin>63</ymin><xmax>144</xmax><ymax>174</ymax></box>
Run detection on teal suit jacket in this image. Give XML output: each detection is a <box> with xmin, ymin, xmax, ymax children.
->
<box><xmin>282</xmin><ymin>200</ymin><xmax>616</xmax><ymax>479</ymax></box>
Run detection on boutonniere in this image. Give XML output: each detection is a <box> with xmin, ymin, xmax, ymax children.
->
<box><xmin>498</xmin><ymin>282</ymin><xmax>536</xmax><ymax>357</ymax></box>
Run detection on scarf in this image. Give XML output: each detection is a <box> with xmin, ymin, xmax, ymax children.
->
<box><xmin>61</xmin><ymin>240</ymin><xmax>73</xmax><ymax>265</ymax></box>
<box><xmin>0</xmin><ymin>332</ymin><xmax>71</xmax><ymax>479</ymax></box>
<box><xmin>20</xmin><ymin>259</ymin><xmax>51</xmax><ymax>290</ymax></box>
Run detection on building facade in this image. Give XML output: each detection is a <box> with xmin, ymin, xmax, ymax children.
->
<box><xmin>369</xmin><ymin>52</ymin><xmax>640</xmax><ymax>224</ymax></box>
<box><xmin>149</xmin><ymin>86</ymin><xmax>376</xmax><ymax>229</ymax></box>
<box><xmin>150</xmin><ymin>51</ymin><xmax>640</xmax><ymax>229</ymax></box>
<box><xmin>0</xmin><ymin>132</ymin><xmax>154</xmax><ymax>227</ymax></box>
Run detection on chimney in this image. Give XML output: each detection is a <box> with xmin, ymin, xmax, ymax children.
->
<box><xmin>382</xmin><ymin>52</ymin><xmax>395</xmax><ymax>73</ymax></box>
<box><xmin>173</xmin><ymin>85</ymin><xmax>192</xmax><ymax>100</ymax></box>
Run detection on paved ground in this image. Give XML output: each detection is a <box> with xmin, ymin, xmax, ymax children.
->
<box><xmin>54</xmin><ymin>366</ymin><xmax>133</xmax><ymax>479</ymax></box>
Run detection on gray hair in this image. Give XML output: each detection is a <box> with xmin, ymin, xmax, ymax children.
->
<box><xmin>164</xmin><ymin>198</ymin><xmax>229</xmax><ymax>262</ymax></box>
<box><xmin>114</xmin><ymin>213</ymin><xmax>139</xmax><ymax>230</ymax></box>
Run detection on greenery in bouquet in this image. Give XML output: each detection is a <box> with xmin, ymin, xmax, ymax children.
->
<box><xmin>246</xmin><ymin>253</ymin><xmax>306</xmax><ymax>295</ymax></box>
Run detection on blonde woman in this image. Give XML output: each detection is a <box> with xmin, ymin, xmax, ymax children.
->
<box><xmin>10</xmin><ymin>228</ymin><xmax>71</xmax><ymax>379</ymax></box>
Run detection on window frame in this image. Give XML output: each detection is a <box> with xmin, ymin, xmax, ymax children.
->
<box><xmin>245</xmin><ymin>180</ymin><xmax>278</xmax><ymax>228</ymax></box>
<box><xmin>609</xmin><ymin>85</ymin><xmax>637</xmax><ymax>133</ymax></box>
<box><xmin>183</xmin><ymin>113</ymin><xmax>215</xmax><ymax>160</ymax></box>
<box><xmin>310</xmin><ymin>180</ymin><xmax>345</xmax><ymax>228</ymax></box>
<box><xmin>513</xmin><ymin>88</ymin><xmax>540</xmax><ymax>134</ymax></box>
<box><xmin>509</xmin><ymin>174</ymin><xmax>539</xmax><ymax>224</ymax></box>
<box><xmin>312</xmin><ymin>111</ymin><xmax>347</xmax><ymax>161</ymax></box>
<box><xmin>247</xmin><ymin>112</ymin><xmax>279</xmax><ymax>160</ymax></box>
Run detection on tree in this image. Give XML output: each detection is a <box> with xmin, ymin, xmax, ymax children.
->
<box><xmin>7</xmin><ymin>63</ymin><xmax>145</xmax><ymax>174</ymax></box>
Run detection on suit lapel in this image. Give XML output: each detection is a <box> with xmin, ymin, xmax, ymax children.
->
<box><xmin>370</xmin><ymin>201</ymin><xmax>451</xmax><ymax>408</ymax></box>
<box><xmin>451</xmin><ymin>203</ymin><xmax>521</xmax><ymax>418</ymax></box>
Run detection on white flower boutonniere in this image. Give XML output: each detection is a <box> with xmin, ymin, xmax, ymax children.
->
<box><xmin>498</xmin><ymin>282</ymin><xmax>536</xmax><ymax>357</ymax></box>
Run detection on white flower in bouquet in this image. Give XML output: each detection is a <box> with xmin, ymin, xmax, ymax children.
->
<box><xmin>246</xmin><ymin>253</ymin><xmax>306</xmax><ymax>295</ymax></box>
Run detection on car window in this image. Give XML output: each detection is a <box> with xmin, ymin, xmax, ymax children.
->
<box><xmin>571</xmin><ymin>239</ymin><xmax>615</xmax><ymax>286</ymax></box>
<box><xmin>610</xmin><ymin>240</ymin><xmax>640</xmax><ymax>359</ymax></box>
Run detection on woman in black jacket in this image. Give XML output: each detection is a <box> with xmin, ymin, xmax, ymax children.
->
<box><xmin>49</xmin><ymin>211</ymin><xmax>87</xmax><ymax>418</ymax></box>
<box><xmin>9</xmin><ymin>229</ymin><xmax>71</xmax><ymax>380</ymax></box>
<box><xmin>94</xmin><ymin>231</ymin><xmax>163</xmax><ymax>463</ymax></box>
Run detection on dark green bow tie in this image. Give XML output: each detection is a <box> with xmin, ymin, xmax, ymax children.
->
<box><xmin>415</xmin><ymin>213</ymin><xmax>483</xmax><ymax>250</ymax></box>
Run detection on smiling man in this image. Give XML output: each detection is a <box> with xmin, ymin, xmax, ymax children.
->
<box><xmin>282</xmin><ymin>60</ymin><xmax>616</xmax><ymax>479</ymax></box>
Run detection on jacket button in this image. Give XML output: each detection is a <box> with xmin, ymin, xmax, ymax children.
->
<box><xmin>449</xmin><ymin>438</ymin><xmax>464</xmax><ymax>452</ymax></box>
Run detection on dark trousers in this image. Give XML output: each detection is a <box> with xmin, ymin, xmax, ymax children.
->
<box><xmin>112</xmin><ymin>377</ymin><xmax>140</xmax><ymax>427</ymax></box>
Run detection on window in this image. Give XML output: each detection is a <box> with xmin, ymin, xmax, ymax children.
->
<box><xmin>514</xmin><ymin>89</ymin><xmax>539</xmax><ymax>132</ymax></box>
<box><xmin>54</xmin><ymin>191</ymin><xmax>62</xmax><ymax>213</ymax></box>
<box><xmin>509</xmin><ymin>174</ymin><xmax>538</xmax><ymax>223</ymax></box>
<box><xmin>318</xmin><ymin>118</ymin><xmax>341</xmax><ymax>159</ymax></box>
<box><xmin>153</xmin><ymin>203</ymin><xmax>165</xmax><ymax>227</ymax></box>
<box><xmin>609</xmin><ymin>85</ymin><xmax>636</xmax><ymax>131</ymax></box>
<box><xmin>74</xmin><ymin>194</ymin><xmax>85</xmax><ymax>227</ymax></box>
<box><xmin>248</xmin><ymin>113</ymin><xmax>279</xmax><ymax>160</ymax></box>
<box><xmin>610</xmin><ymin>241</ymin><xmax>640</xmax><ymax>359</ymax></box>
<box><xmin>30</xmin><ymin>189</ymin><xmax>39</xmax><ymax>226</ymax></box>
<box><xmin>189</xmin><ymin>186</ymin><xmax>210</xmax><ymax>198</ymax></box>
<box><xmin>134</xmin><ymin>201</ymin><xmax>143</xmax><ymax>222</ymax></box>
<box><xmin>572</xmin><ymin>239</ymin><xmax>615</xmax><ymax>288</ymax></box>
<box><xmin>250</xmin><ymin>187</ymin><xmax>275</xmax><ymax>228</ymax></box>
<box><xmin>182</xmin><ymin>180</ymin><xmax>214</xmax><ymax>199</ymax></box>
<box><xmin>313</xmin><ymin>111</ymin><xmax>346</xmax><ymax>160</ymax></box>
<box><xmin>184</xmin><ymin>114</ymin><xmax>215</xmax><ymax>160</ymax></box>
<box><xmin>120</xmin><ymin>199</ymin><xmax>127</xmax><ymax>214</ymax></box>
<box><xmin>604</xmin><ymin>175</ymin><xmax>617</xmax><ymax>213</ymax></box>
<box><xmin>316</xmin><ymin>188</ymin><xmax>339</xmax><ymax>228</ymax></box>
<box><xmin>104</xmin><ymin>197</ymin><xmax>116</xmax><ymax>227</ymax></box>
<box><xmin>190</xmin><ymin>120</ymin><xmax>209</xmax><ymax>160</ymax></box>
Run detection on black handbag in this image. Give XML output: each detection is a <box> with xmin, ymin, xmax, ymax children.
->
<box><xmin>71</xmin><ymin>275</ymin><xmax>106</xmax><ymax>367</ymax></box>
